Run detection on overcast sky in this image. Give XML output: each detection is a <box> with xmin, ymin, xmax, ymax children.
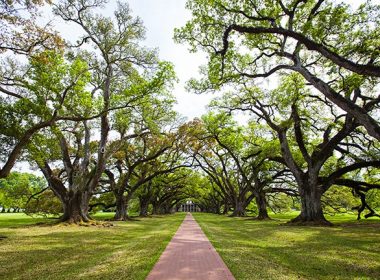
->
<box><xmin>126</xmin><ymin>0</ymin><xmax>211</xmax><ymax>121</ymax></box>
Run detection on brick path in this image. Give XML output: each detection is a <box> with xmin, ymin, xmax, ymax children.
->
<box><xmin>146</xmin><ymin>213</ymin><xmax>235</xmax><ymax>280</ymax></box>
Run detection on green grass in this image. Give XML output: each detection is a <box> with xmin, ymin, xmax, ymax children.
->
<box><xmin>0</xmin><ymin>212</ymin><xmax>54</xmax><ymax>227</ymax></box>
<box><xmin>2</xmin><ymin>212</ymin><xmax>379</xmax><ymax>280</ymax></box>
<box><xmin>0</xmin><ymin>212</ymin><xmax>185</xmax><ymax>280</ymax></box>
<box><xmin>193</xmin><ymin>212</ymin><xmax>380</xmax><ymax>280</ymax></box>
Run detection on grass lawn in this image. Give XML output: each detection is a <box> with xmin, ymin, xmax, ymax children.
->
<box><xmin>193</xmin><ymin>213</ymin><xmax>380</xmax><ymax>280</ymax></box>
<box><xmin>0</xmin><ymin>212</ymin><xmax>185</xmax><ymax>280</ymax></box>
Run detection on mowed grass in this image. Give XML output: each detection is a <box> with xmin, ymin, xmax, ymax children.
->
<box><xmin>193</xmin><ymin>213</ymin><xmax>380</xmax><ymax>280</ymax></box>
<box><xmin>0</xmin><ymin>212</ymin><xmax>185</xmax><ymax>280</ymax></box>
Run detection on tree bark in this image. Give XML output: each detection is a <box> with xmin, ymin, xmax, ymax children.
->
<box><xmin>139</xmin><ymin>197</ymin><xmax>150</xmax><ymax>217</ymax></box>
<box><xmin>291</xmin><ymin>184</ymin><xmax>331</xmax><ymax>225</ymax></box>
<box><xmin>230</xmin><ymin>199</ymin><xmax>246</xmax><ymax>217</ymax></box>
<box><xmin>254</xmin><ymin>191</ymin><xmax>270</xmax><ymax>220</ymax></box>
<box><xmin>276</xmin><ymin>125</ymin><xmax>332</xmax><ymax>225</ymax></box>
<box><xmin>113</xmin><ymin>192</ymin><xmax>128</xmax><ymax>221</ymax></box>
<box><xmin>222</xmin><ymin>203</ymin><xmax>228</xmax><ymax>215</ymax></box>
<box><xmin>60</xmin><ymin>191</ymin><xmax>91</xmax><ymax>223</ymax></box>
<box><xmin>152</xmin><ymin>202</ymin><xmax>160</xmax><ymax>215</ymax></box>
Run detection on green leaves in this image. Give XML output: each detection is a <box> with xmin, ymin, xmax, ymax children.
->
<box><xmin>0</xmin><ymin>172</ymin><xmax>47</xmax><ymax>210</ymax></box>
<box><xmin>25</xmin><ymin>50</ymin><xmax>92</xmax><ymax>118</ymax></box>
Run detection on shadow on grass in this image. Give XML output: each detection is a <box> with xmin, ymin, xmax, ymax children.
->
<box><xmin>0</xmin><ymin>213</ymin><xmax>186</xmax><ymax>280</ymax></box>
<box><xmin>194</xmin><ymin>213</ymin><xmax>380</xmax><ymax>280</ymax></box>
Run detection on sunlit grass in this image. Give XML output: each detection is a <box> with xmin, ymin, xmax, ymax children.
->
<box><xmin>0</xmin><ymin>212</ymin><xmax>185</xmax><ymax>280</ymax></box>
<box><xmin>193</xmin><ymin>212</ymin><xmax>380</xmax><ymax>280</ymax></box>
<box><xmin>2</xmin><ymin>212</ymin><xmax>378</xmax><ymax>279</ymax></box>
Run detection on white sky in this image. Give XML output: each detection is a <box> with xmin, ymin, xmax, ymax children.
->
<box><xmin>126</xmin><ymin>0</ymin><xmax>211</xmax><ymax>121</ymax></box>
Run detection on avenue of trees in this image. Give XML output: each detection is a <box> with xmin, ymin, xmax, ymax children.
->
<box><xmin>1</xmin><ymin>0</ymin><xmax>380</xmax><ymax>225</ymax></box>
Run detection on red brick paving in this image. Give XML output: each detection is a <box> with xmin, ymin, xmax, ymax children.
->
<box><xmin>146</xmin><ymin>213</ymin><xmax>235</xmax><ymax>280</ymax></box>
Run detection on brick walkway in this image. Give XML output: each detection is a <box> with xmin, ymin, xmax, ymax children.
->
<box><xmin>146</xmin><ymin>213</ymin><xmax>235</xmax><ymax>280</ymax></box>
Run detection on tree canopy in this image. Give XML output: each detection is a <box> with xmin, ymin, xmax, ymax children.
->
<box><xmin>0</xmin><ymin>0</ymin><xmax>379</xmax><ymax>225</ymax></box>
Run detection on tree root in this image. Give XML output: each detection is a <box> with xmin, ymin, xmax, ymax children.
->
<box><xmin>286</xmin><ymin>217</ymin><xmax>333</xmax><ymax>226</ymax></box>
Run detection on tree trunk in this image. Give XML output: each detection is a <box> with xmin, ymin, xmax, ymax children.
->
<box><xmin>230</xmin><ymin>200</ymin><xmax>246</xmax><ymax>217</ymax></box>
<box><xmin>60</xmin><ymin>191</ymin><xmax>91</xmax><ymax>223</ymax></box>
<box><xmin>139</xmin><ymin>197</ymin><xmax>150</xmax><ymax>217</ymax></box>
<box><xmin>113</xmin><ymin>193</ymin><xmax>128</xmax><ymax>221</ymax></box>
<box><xmin>152</xmin><ymin>202</ymin><xmax>160</xmax><ymax>215</ymax></box>
<box><xmin>254</xmin><ymin>191</ymin><xmax>270</xmax><ymax>220</ymax></box>
<box><xmin>222</xmin><ymin>203</ymin><xmax>228</xmax><ymax>215</ymax></box>
<box><xmin>160</xmin><ymin>203</ymin><xmax>172</xmax><ymax>214</ymax></box>
<box><xmin>214</xmin><ymin>202</ymin><xmax>221</xmax><ymax>214</ymax></box>
<box><xmin>291</xmin><ymin>185</ymin><xmax>331</xmax><ymax>225</ymax></box>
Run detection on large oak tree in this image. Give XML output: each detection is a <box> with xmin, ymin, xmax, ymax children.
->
<box><xmin>175</xmin><ymin>0</ymin><xmax>380</xmax><ymax>140</ymax></box>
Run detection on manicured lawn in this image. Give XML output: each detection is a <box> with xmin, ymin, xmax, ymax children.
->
<box><xmin>193</xmin><ymin>213</ymin><xmax>380</xmax><ymax>280</ymax></box>
<box><xmin>0</xmin><ymin>212</ymin><xmax>185</xmax><ymax>280</ymax></box>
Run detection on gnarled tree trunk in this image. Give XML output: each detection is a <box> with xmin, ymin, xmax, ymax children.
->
<box><xmin>60</xmin><ymin>190</ymin><xmax>91</xmax><ymax>223</ymax></box>
<box><xmin>254</xmin><ymin>191</ymin><xmax>270</xmax><ymax>220</ymax></box>
<box><xmin>113</xmin><ymin>192</ymin><xmax>128</xmax><ymax>221</ymax></box>
<box><xmin>113</xmin><ymin>191</ymin><xmax>134</xmax><ymax>221</ymax></box>
<box><xmin>230</xmin><ymin>200</ymin><xmax>246</xmax><ymax>217</ymax></box>
<box><xmin>139</xmin><ymin>197</ymin><xmax>150</xmax><ymax>217</ymax></box>
<box><xmin>291</xmin><ymin>183</ymin><xmax>331</xmax><ymax>225</ymax></box>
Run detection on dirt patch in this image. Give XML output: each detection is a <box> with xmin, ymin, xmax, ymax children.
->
<box><xmin>62</xmin><ymin>221</ymin><xmax>114</xmax><ymax>227</ymax></box>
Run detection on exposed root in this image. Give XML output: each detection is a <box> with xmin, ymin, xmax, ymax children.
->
<box><xmin>60</xmin><ymin>219</ymin><xmax>113</xmax><ymax>227</ymax></box>
<box><xmin>286</xmin><ymin>217</ymin><xmax>333</xmax><ymax>227</ymax></box>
